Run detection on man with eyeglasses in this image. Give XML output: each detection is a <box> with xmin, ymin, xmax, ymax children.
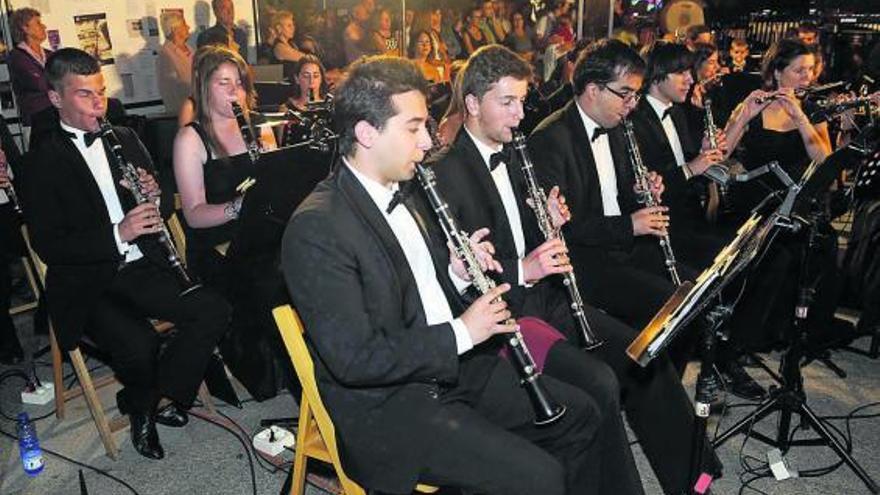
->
<box><xmin>528</xmin><ymin>37</ymin><xmax>723</xmax><ymax>495</ymax></box>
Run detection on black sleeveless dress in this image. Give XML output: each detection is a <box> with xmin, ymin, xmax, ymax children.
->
<box><xmin>185</xmin><ymin>121</ymin><xmax>294</xmax><ymax>401</ymax></box>
<box><xmin>184</xmin><ymin>121</ymin><xmax>256</xmax><ymax>286</ymax></box>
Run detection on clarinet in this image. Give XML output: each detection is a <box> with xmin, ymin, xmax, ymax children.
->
<box><xmin>703</xmin><ymin>96</ymin><xmax>733</xmax><ymax>217</ymax></box>
<box><xmin>415</xmin><ymin>162</ymin><xmax>567</xmax><ymax>426</ymax></box>
<box><xmin>96</xmin><ymin>118</ymin><xmax>201</xmax><ymax>296</ymax></box>
<box><xmin>2</xmin><ymin>182</ymin><xmax>22</xmax><ymax>216</ymax></box>
<box><xmin>621</xmin><ymin>119</ymin><xmax>682</xmax><ymax>286</ymax></box>
<box><xmin>231</xmin><ymin>102</ymin><xmax>260</xmax><ymax>164</ymax></box>
<box><xmin>511</xmin><ymin>131</ymin><xmax>603</xmax><ymax>350</ymax></box>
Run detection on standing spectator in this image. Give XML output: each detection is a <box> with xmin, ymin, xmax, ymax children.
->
<box><xmin>197</xmin><ymin>0</ymin><xmax>248</xmax><ymax>62</ymax></box>
<box><xmin>157</xmin><ymin>12</ymin><xmax>194</xmax><ymax>117</ymax></box>
<box><xmin>8</xmin><ymin>7</ymin><xmax>54</xmax><ymax>147</ymax></box>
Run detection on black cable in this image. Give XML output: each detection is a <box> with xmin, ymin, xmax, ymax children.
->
<box><xmin>0</xmin><ymin>428</ymin><xmax>141</xmax><ymax>495</ymax></box>
<box><xmin>190</xmin><ymin>409</ymin><xmax>258</xmax><ymax>495</ymax></box>
<box><xmin>212</xmin><ymin>407</ymin><xmax>290</xmax><ymax>476</ymax></box>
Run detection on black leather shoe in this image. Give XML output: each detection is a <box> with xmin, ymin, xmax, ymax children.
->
<box><xmin>129</xmin><ymin>413</ymin><xmax>165</xmax><ymax>460</ymax></box>
<box><xmin>722</xmin><ymin>360</ymin><xmax>767</xmax><ymax>401</ymax></box>
<box><xmin>155</xmin><ymin>402</ymin><xmax>188</xmax><ymax>428</ymax></box>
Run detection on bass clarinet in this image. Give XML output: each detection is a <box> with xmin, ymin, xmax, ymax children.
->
<box><xmin>621</xmin><ymin>119</ymin><xmax>682</xmax><ymax>286</ymax></box>
<box><xmin>415</xmin><ymin>162</ymin><xmax>567</xmax><ymax>426</ymax></box>
<box><xmin>97</xmin><ymin>118</ymin><xmax>202</xmax><ymax>296</ymax></box>
<box><xmin>511</xmin><ymin>131</ymin><xmax>603</xmax><ymax>350</ymax></box>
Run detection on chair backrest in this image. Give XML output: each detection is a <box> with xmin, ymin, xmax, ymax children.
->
<box><xmin>20</xmin><ymin>225</ymin><xmax>47</xmax><ymax>286</ymax></box>
<box><xmin>272</xmin><ymin>305</ymin><xmax>364</xmax><ymax>493</ymax></box>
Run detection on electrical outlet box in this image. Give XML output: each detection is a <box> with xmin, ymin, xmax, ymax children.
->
<box><xmin>253</xmin><ymin>426</ymin><xmax>295</xmax><ymax>457</ymax></box>
<box><xmin>22</xmin><ymin>383</ymin><xmax>55</xmax><ymax>406</ymax></box>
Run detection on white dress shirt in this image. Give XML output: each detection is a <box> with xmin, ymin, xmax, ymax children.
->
<box><xmin>646</xmin><ymin>94</ymin><xmax>686</xmax><ymax>167</ymax></box>
<box><xmin>345</xmin><ymin>160</ymin><xmax>473</xmax><ymax>354</ymax></box>
<box><xmin>60</xmin><ymin>121</ymin><xmax>143</xmax><ymax>263</ymax></box>
<box><xmin>463</xmin><ymin>126</ymin><xmax>530</xmax><ymax>286</ymax></box>
<box><xmin>576</xmin><ymin>102</ymin><xmax>621</xmax><ymax>216</ymax></box>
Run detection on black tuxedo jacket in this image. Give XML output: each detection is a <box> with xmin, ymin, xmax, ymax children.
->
<box><xmin>427</xmin><ymin>130</ymin><xmax>543</xmax><ymax>309</ymax></box>
<box><xmin>19</xmin><ymin>126</ymin><xmax>173</xmax><ymax>351</ymax></box>
<box><xmin>281</xmin><ymin>163</ymin><xmax>500</xmax><ymax>493</ymax></box>
<box><xmin>629</xmin><ymin>98</ymin><xmax>706</xmax><ymax>227</ymax></box>
<box><xmin>527</xmin><ymin>101</ymin><xmax>639</xmax><ymax>272</ymax></box>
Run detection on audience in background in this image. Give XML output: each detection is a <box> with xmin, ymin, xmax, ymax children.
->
<box><xmin>197</xmin><ymin>0</ymin><xmax>248</xmax><ymax>61</ymax></box>
<box><xmin>157</xmin><ymin>12</ymin><xmax>194</xmax><ymax>117</ymax></box>
<box><xmin>8</xmin><ymin>7</ymin><xmax>55</xmax><ymax>147</ymax></box>
<box><xmin>269</xmin><ymin>11</ymin><xmax>306</xmax><ymax>80</ymax></box>
<box><xmin>462</xmin><ymin>6</ymin><xmax>489</xmax><ymax>56</ymax></box>
<box><xmin>371</xmin><ymin>8</ymin><xmax>401</xmax><ymax>57</ymax></box>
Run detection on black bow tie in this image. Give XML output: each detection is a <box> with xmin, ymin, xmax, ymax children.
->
<box><xmin>62</xmin><ymin>128</ymin><xmax>103</xmax><ymax>147</ymax></box>
<box><xmin>662</xmin><ymin>108</ymin><xmax>672</xmax><ymax>121</ymax></box>
<box><xmin>591</xmin><ymin>127</ymin><xmax>608</xmax><ymax>143</ymax></box>
<box><xmin>386</xmin><ymin>188</ymin><xmax>407</xmax><ymax>214</ymax></box>
<box><xmin>489</xmin><ymin>147</ymin><xmax>513</xmax><ymax>171</ymax></box>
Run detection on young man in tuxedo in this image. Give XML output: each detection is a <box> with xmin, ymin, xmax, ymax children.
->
<box><xmin>431</xmin><ymin>43</ymin><xmax>716</xmax><ymax>495</ymax></box>
<box><xmin>19</xmin><ymin>48</ymin><xmax>229</xmax><ymax>460</ymax></box>
<box><xmin>281</xmin><ymin>55</ymin><xmax>611</xmax><ymax>495</ymax></box>
<box><xmin>630</xmin><ymin>41</ymin><xmax>766</xmax><ymax>400</ymax></box>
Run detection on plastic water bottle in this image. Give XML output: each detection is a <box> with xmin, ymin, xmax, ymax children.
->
<box><xmin>16</xmin><ymin>412</ymin><xmax>44</xmax><ymax>476</ymax></box>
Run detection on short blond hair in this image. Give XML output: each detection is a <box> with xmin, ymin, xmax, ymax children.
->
<box><xmin>160</xmin><ymin>11</ymin><xmax>186</xmax><ymax>40</ymax></box>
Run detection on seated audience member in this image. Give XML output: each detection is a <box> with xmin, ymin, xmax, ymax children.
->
<box><xmin>504</xmin><ymin>10</ymin><xmax>536</xmax><ymax>62</ymax></box>
<box><xmin>197</xmin><ymin>0</ymin><xmax>248</xmax><ymax>61</ymax></box>
<box><xmin>371</xmin><ymin>8</ymin><xmax>401</xmax><ymax>57</ymax></box>
<box><xmin>410</xmin><ymin>30</ymin><xmax>451</xmax><ymax>83</ymax></box>
<box><xmin>269</xmin><ymin>11</ymin><xmax>307</xmax><ymax>80</ymax></box>
<box><xmin>462</xmin><ymin>6</ymin><xmax>489</xmax><ymax>56</ymax></box>
<box><xmin>157</xmin><ymin>12</ymin><xmax>194</xmax><ymax>117</ymax></box>
<box><xmin>8</xmin><ymin>7</ymin><xmax>55</xmax><ymax>147</ymax></box>
<box><xmin>343</xmin><ymin>4</ymin><xmax>374</xmax><ymax>64</ymax></box>
<box><xmin>172</xmin><ymin>45</ymin><xmax>286</xmax><ymax>400</ymax></box>
<box><xmin>19</xmin><ymin>48</ymin><xmax>229</xmax><ymax>460</ymax></box>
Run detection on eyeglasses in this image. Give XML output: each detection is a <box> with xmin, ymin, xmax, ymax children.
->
<box><xmin>602</xmin><ymin>84</ymin><xmax>641</xmax><ymax>104</ymax></box>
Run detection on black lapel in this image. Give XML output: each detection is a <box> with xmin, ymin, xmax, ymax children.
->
<box><xmin>563</xmin><ymin>102</ymin><xmax>604</xmax><ymax>213</ymax></box>
<box><xmin>455</xmin><ymin>131</ymin><xmax>519</xmax><ymax>256</ymax></box>
<box><xmin>638</xmin><ymin>99</ymin><xmax>676</xmax><ymax>164</ymax></box>
<box><xmin>336</xmin><ymin>164</ymin><xmax>425</xmax><ymax>322</ymax></box>
<box><xmin>55</xmin><ymin>131</ymin><xmax>113</xmax><ymax>218</ymax></box>
<box><xmin>670</xmin><ymin>105</ymin><xmax>698</xmax><ymax>157</ymax></box>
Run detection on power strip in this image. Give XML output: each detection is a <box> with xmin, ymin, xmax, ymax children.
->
<box><xmin>767</xmin><ymin>448</ymin><xmax>798</xmax><ymax>480</ymax></box>
<box><xmin>21</xmin><ymin>383</ymin><xmax>55</xmax><ymax>406</ymax></box>
<box><xmin>252</xmin><ymin>426</ymin><xmax>295</xmax><ymax>457</ymax></box>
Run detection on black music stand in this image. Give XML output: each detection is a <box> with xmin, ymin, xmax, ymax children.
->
<box><xmin>628</xmin><ymin>123</ymin><xmax>880</xmax><ymax>495</ymax></box>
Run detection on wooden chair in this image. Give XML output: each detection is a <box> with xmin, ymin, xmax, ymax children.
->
<box><xmin>21</xmin><ymin>225</ymin><xmax>214</xmax><ymax>460</ymax></box>
<box><xmin>272</xmin><ymin>305</ymin><xmax>438</xmax><ymax>495</ymax></box>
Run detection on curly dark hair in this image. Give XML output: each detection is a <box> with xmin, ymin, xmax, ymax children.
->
<box><xmin>459</xmin><ymin>44</ymin><xmax>532</xmax><ymax>111</ymax></box>
<box><xmin>572</xmin><ymin>38</ymin><xmax>645</xmax><ymax>96</ymax></box>
<box><xmin>333</xmin><ymin>56</ymin><xmax>428</xmax><ymax>157</ymax></box>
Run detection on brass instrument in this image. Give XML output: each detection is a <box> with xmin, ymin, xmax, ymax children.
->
<box><xmin>416</xmin><ymin>161</ymin><xmax>567</xmax><ymax>426</ymax></box>
<box><xmin>97</xmin><ymin>118</ymin><xmax>201</xmax><ymax>296</ymax></box>
<box><xmin>511</xmin><ymin>130</ymin><xmax>603</xmax><ymax>350</ymax></box>
<box><xmin>231</xmin><ymin>101</ymin><xmax>261</xmax><ymax>164</ymax></box>
<box><xmin>622</xmin><ymin>119</ymin><xmax>683</xmax><ymax>286</ymax></box>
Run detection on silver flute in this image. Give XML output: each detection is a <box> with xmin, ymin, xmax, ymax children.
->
<box><xmin>231</xmin><ymin>102</ymin><xmax>261</xmax><ymax>164</ymax></box>
<box><xmin>621</xmin><ymin>119</ymin><xmax>682</xmax><ymax>286</ymax></box>
<box><xmin>415</xmin><ymin>162</ymin><xmax>567</xmax><ymax>426</ymax></box>
<box><xmin>97</xmin><ymin>118</ymin><xmax>201</xmax><ymax>296</ymax></box>
<box><xmin>511</xmin><ymin>131</ymin><xmax>603</xmax><ymax>350</ymax></box>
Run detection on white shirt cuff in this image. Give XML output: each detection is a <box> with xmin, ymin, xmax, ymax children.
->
<box><xmin>448</xmin><ymin>264</ymin><xmax>472</xmax><ymax>294</ymax></box>
<box><xmin>518</xmin><ymin>259</ymin><xmax>533</xmax><ymax>287</ymax></box>
<box><xmin>450</xmin><ymin>318</ymin><xmax>473</xmax><ymax>355</ymax></box>
<box><xmin>113</xmin><ymin>223</ymin><xmax>132</xmax><ymax>256</ymax></box>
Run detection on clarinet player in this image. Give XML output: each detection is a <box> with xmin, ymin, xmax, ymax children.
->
<box><xmin>282</xmin><ymin>55</ymin><xmax>612</xmax><ymax>495</ymax></box>
<box><xmin>19</xmin><ymin>48</ymin><xmax>229</xmax><ymax>460</ymax></box>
